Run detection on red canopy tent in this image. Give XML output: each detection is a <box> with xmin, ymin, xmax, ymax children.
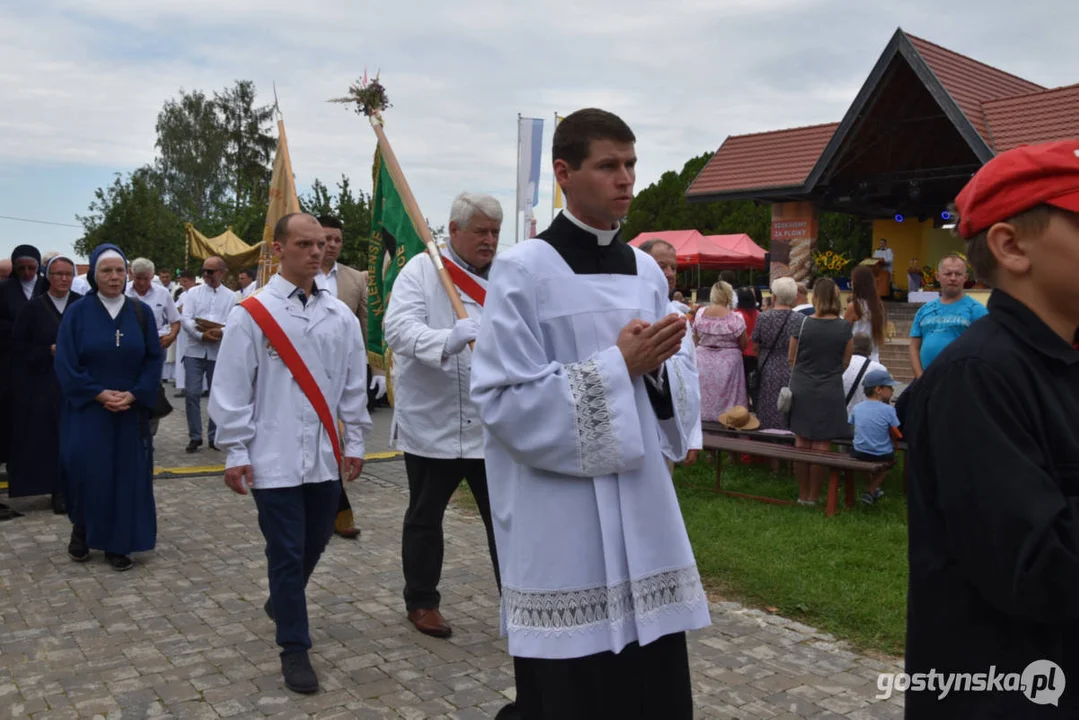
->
<box><xmin>628</xmin><ymin>231</ymin><xmax>765</xmax><ymax>270</ymax></box>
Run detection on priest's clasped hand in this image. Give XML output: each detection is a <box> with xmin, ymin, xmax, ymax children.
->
<box><xmin>617</xmin><ymin>313</ymin><xmax>687</xmax><ymax>376</ymax></box>
<box><xmin>445</xmin><ymin>317</ymin><xmax>480</xmax><ymax>356</ymax></box>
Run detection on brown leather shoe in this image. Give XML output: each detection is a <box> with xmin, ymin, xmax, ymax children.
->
<box><xmin>408</xmin><ymin>608</ymin><xmax>452</xmax><ymax>638</ymax></box>
<box><xmin>335</xmin><ymin>526</ymin><xmax>361</xmax><ymax>539</ymax></box>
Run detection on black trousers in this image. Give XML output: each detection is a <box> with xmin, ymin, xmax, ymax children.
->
<box><xmin>513</xmin><ymin>632</ymin><xmax>693</xmax><ymax>720</ymax></box>
<box><xmin>252</xmin><ymin>480</ymin><xmax>339</xmax><ymax>655</ymax></box>
<box><xmin>402</xmin><ymin>453</ymin><xmax>500</xmax><ymax>611</ymax></box>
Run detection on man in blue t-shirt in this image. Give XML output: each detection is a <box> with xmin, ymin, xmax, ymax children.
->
<box><xmin>909</xmin><ymin>253</ymin><xmax>987</xmax><ymax>377</ymax></box>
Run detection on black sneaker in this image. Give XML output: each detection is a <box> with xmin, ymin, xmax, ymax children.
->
<box><xmin>68</xmin><ymin>527</ymin><xmax>90</xmax><ymax>562</ymax></box>
<box><xmin>208</xmin><ymin>441</ymin><xmax>220</xmax><ymax>451</ymax></box>
<box><xmin>281</xmin><ymin>651</ymin><xmax>318</xmax><ymax>694</ymax></box>
<box><xmin>51</xmin><ymin>493</ymin><xmax>66</xmax><ymax>515</ymax></box>
<box><xmin>264</xmin><ymin>598</ymin><xmax>275</xmax><ymax>621</ymax></box>
<box><xmin>105</xmin><ymin>553</ymin><xmax>134</xmax><ymax>571</ymax></box>
<box><xmin>185</xmin><ymin>440</ymin><xmax>202</xmax><ymax>454</ymax></box>
<box><xmin>495</xmin><ymin>703</ymin><xmax>522</xmax><ymax>719</ymax></box>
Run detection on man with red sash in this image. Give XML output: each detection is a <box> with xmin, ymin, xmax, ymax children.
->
<box><xmin>384</xmin><ymin>192</ymin><xmax>502</xmax><ymax>640</ymax></box>
<box><xmin>209</xmin><ymin>213</ymin><xmax>371</xmax><ymax>694</ymax></box>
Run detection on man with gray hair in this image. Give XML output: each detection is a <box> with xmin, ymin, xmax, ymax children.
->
<box><xmin>126</xmin><ymin>257</ymin><xmax>180</xmax><ymax>433</ymax></box>
<box><xmin>383</xmin><ymin>191</ymin><xmax>503</xmax><ymax>640</ymax></box>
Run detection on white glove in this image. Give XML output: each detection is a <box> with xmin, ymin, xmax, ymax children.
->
<box><xmin>444</xmin><ymin>317</ymin><xmax>480</xmax><ymax>356</ymax></box>
<box><xmin>369</xmin><ymin>374</ymin><xmax>387</xmax><ymax>400</ymax></box>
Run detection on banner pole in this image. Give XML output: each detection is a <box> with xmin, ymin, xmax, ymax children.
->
<box><xmin>552</xmin><ymin>111</ymin><xmax>557</xmax><ymax>222</ymax></box>
<box><xmin>515</xmin><ymin>113</ymin><xmax>521</xmax><ymax>246</ymax></box>
<box><xmin>368</xmin><ymin>117</ymin><xmax>469</xmax><ymax>324</ymax></box>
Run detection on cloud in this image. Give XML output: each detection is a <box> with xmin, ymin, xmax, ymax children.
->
<box><xmin>2</xmin><ymin>0</ymin><xmax>1078</xmax><ymax>261</ymax></box>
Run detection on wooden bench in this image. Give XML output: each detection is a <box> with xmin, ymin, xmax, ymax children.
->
<box><xmin>700</xmin><ymin>422</ymin><xmax>910</xmax><ymax>495</ymax></box>
<box><xmin>699</xmin><ymin>433</ymin><xmax>894</xmax><ymax>517</ymax></box>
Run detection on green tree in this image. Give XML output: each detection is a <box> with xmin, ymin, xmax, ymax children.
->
<box><xmin>215</xmin><ymin>80</ymin><xmax>276</xmax><ymax>215</ymax></box>
<box><xmin>299</xmin><ymin>175</ymin><xmax>372</xmax><ymax>269</ymax></box>
<box><xmin>153</xmin><ymin>89</ymin><xmax>229</xmax><ymax>221</ymax></box>
<box><xmin>75</xmin><ymin>167</ymin><xmax>187</xmax><ymax>270</ymax></box>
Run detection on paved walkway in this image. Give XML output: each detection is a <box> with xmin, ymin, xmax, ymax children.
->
<box><xmin>0</xmin><ymin>405</ymin><xmax>906</xmax><ymax>719</ymax></box>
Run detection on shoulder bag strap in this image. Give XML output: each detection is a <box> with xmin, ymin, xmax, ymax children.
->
<box><xmin>240</xmin><ymin>296</ymin><xmax>342</xmax><ymax>467</ymax></box>
<box><xmin>846</xmin><ymin>356</ymin><xmax>871</xmax><ymax>405</ymax></box>
<box><xmin>760</xmin><ymin>310</ymin><xmax>792</xmax><ymax>369</ymax></box>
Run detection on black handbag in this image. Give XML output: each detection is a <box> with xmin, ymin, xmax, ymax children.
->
<box><xmin>749</xmin><ymin>310</ymin><xmax>792</xmax><ymax>408</ymax></box>
<box><xmin>130</xmin><ymin>299</ymin><xmax>173</xmax><ymax>420</ymax></box>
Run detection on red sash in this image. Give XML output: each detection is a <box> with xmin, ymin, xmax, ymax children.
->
<box><xmin>239</xmin><ymin>296</ymin><xmax>341</xmax><ymax>467</ymax></box>
<box><xmin>443</xmin><ymin>258</ymin><xmax>486</xmax><ymax>306</ymax></box>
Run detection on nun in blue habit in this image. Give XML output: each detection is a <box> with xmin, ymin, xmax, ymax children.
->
<box><xmin>55</xmin><ymin>244</ymin><xmax>163</xmax><ymax>571</ymax></box>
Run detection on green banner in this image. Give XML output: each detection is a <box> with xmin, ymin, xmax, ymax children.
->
<box><xmin>366</xmin><ymin>147</ymin><xmax>426</xmax><ymax>370</ymax></box>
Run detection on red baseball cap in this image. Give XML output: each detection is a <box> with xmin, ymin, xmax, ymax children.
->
<box><xmin>956</xmin><ymin>139</ymin><xmax>1079</xmax><ymax>239</ymax></box>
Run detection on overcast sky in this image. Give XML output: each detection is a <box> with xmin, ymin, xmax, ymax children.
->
<box><xmin>2</xmin><ymin>0</ymin><xmax>1076</xmax><ymax>263</ymax></box>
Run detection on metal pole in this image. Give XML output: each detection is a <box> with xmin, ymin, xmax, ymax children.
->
<box><xmin>515</xmin><ymin>113</ymin><xmax>521</xmax><ymax>246</ymax></box>
<box><xmin>552</xmin><ymin>111</ymin><xmax>558</xmax><ymax>222</ymax></box>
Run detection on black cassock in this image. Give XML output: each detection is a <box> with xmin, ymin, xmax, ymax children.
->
<box><xmin>8</xmin><ymin>292</ymin><xmax>81</xmax><ymax>497</ymax></box>
<box><xmin>0</xmin><ymin>275</ymin><xmax>47</xmax><ymax>464</ymax></box>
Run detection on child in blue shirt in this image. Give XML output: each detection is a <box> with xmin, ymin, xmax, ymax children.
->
<box><xmin>849</xmin><ymin>369</ymin><xmax>902</xmax><ymax>505</ymax></box>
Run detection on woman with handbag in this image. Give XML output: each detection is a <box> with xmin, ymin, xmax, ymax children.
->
<box><xmin>55</xmin><ymin>244</ymin><xmax>164</xmax><ymax>571</ymax></box>
<box><xmin>786</xmin><ymin>277</ymin><xmax>853</xmax><ymax>505</ymax></box>
<box><xmin>750</xmin><ymin>278</ymin><xmax>801</xmax><ymax>429</ymax></box>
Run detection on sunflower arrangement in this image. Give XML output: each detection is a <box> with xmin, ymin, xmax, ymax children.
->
<box><xmin>330</xmin><ymin>72</ymin><xmax>391</xmax><ymax>120</ymax></box>
<box><xmin>812</xmin><ymin>249</ymin><xmax>853</xmax><ymax>278</ymax></box>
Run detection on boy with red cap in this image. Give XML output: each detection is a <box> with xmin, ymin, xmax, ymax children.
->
<box><xmin>905</xmin><ymin>140</ymin><xmax>1079</xmax><ymax>718</ymax></box>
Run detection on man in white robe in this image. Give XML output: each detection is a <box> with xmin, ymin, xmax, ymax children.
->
<box><xmin>638</xmin><ymin>238</ymin><xmax>703</xmax><ymax>466</ymax></box>
<box><xmin>209</xmin><ymin>213</ymin><xmax>371</xmax><ymax>694</ymax></box>
<box><xmin>384</xmin><ymin>193</ymin><xmax>503</xmax><ymax>640</ymax></box>
<box><xmin>471</xmin><ymin>108</ymin><xmax>709</xmax><ymax>720</ymax></box>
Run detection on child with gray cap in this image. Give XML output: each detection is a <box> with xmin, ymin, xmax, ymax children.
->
<box><xmin>848</xmin><ymin>368</ymin><xmax>901</xmax><ymax>505</ymax></box>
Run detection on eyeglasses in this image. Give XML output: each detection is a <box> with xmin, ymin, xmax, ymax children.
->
<box><xmin>48</xmin><ymin>271</ymin><xmax>74</xmax><ymax>279</ymax></box>
<box><xmin>201</xmin><ymin>268</ymin><xmax>219</xmax><ymax>275</ymax></box>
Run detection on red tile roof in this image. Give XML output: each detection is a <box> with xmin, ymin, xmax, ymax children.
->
<box><xmin>982</xmin><ymin>84</ymin><xmax>1079</xmax><ymax>151</ymax></box>
<box><xmin>905</xmin><ymin>33</ymin><xmax>1045</xmax><ymax>147</ymax></box>
<box><xmin>685</xmin><ymin>122</ymin><xmax>838</xmax><ymax>198</ymax></box>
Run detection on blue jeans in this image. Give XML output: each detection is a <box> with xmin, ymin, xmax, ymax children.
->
<box><xmin>183</xmin><ymin>356</ymin><xmax>216</xmax><ymax>443</ymax></box>
<box><xmin>252</xmin><ymin>480</ymin><xmax>340</xmax><ymax>654</ymax></box>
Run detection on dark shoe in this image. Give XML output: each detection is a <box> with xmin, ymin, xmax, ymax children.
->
<box><xmin>495</xmin><ymin>703</ymin><xmax>522</xmax><ymax>720</ymax></box>
<box><xmin>105</xmin><ymin>553</ymin><xmax>134</xmax><ymax>571</ymax></box>
<box><xmin>0</xmin><ymin>503</ymin><xmax>20</xmax><ymax>522</ymax></box>
<box><xmin>335</xmin><ymin>526</ymin><xmax>361</xmax><ymax>539</ymax></box>
<box><xmin>281</xmin><ymin>651</ymin><xmax>318</xmax><ymax>694</ymax></box>
<box><xmin>173</xmin><ymin>390</ymin><xmax>185</xmax><ymax>398</ymax></box>
<box><xmin>51</xmin><ymin>493</ymin><xmax>66</xmax><ymax>515</ymax></box>
<box><xmin>68</xmin><ymin>527</ymin><xmax>90</xmax><ymax>562</ymax></box>
<box><xmin>264</xmin><ymin>598</ymin><xmax>274</xmax><ymax>622</ymax></box>
<box><xmin>186</xmin><ymin>440</ymin><xmax>202</xmax><ymax>454</ymax></box>
<box><xmin>208</xmin><ymin>441</ymin><xmax>220</xmax><ymax>451</ymax></box>
<box><xmin>407</xmin><ymin>608</ymin><xmax>452</xmax><ymax>638</ymax></box>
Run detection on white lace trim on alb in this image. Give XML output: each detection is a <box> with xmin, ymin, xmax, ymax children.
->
<box><xmin>565</xmin><ymin>358</ymin><xmax>619</xmax><ymax>476</ymax></box>
<box><xmin>502</xmin><ymin>566</ymin><xmax>707</xmax><ymax>637</ymax></box>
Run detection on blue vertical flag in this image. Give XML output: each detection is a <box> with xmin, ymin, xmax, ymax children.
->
<box><xmin>517</xmin><ymin>117</ymin><xmax>544</xmax><ymax>234</ymax></box>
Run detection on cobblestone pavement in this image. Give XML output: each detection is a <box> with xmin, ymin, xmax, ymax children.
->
<box><xmin>0</xmin><ymin>407</ymin><xmax>906</xmax><ymax>719</ymax></box>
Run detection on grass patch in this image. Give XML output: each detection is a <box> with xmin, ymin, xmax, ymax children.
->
<box><xmin>452</xmin><ymin>454</ymin><xmax>908</xmax><ymax>656</ymax></box>
<box><xmin>675</xmin><ymin>454</ymin><xmax>907</xmax><ymax>655</ymax></box>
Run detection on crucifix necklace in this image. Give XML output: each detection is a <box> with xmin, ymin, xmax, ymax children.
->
<box><xmin>115</xmin><ymin>329</ymin><xmax>123</xmax><ymax>347</ymax></box>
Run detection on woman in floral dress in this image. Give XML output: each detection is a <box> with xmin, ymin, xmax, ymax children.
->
<box><xmin>695</xmin><ymin>281</ymin><xmax>747</xmax><ymax>422</ymax></box>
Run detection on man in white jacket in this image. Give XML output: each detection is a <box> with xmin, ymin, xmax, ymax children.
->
<box><xmin>209</xmin><ymin>213</ymin><xmax>371</xmax><ymax>694</ymax></box>
<box><xmin>384</xmin><ymin>192</ymin><xmax>502</xmax><ymax>640</ymax></box>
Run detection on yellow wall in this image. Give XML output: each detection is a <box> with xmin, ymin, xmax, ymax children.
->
<box><xmin>872</xmin><ymin>219</ymin><xmax>968</xmax><ymax>290</ymax></box>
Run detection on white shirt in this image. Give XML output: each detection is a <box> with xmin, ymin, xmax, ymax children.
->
<box><xmin>126</xmin><ymin>284</ymin><xmax>180</xmax><ymax>337</ymax></box>
<box><xmin>180</xmin><ymin>283</ymin><xmax>237</xmax><ymax>361</ymax></box>
<box><xmin>48</xmin><ymin>293</ymin><xmax>70</xmax><ymax>314</ymax></box>
<box><xmin>315</xmin><ymin>263</ymin><xmax>339</xmax><ymax>298</ymax></box>
<box><xmin>71</xmin><ymin>275</ymin><xmax>90</xmax><ymax>295</ymax></box>
<box><xmin>665</xmin><ymin>301</ymin><xmax>702</xmax><ymax>454</ymax></box>
<box><xmin>384</xmin><ymin>251</ymin><xmax>485</xmax><ymax>459</ymax></box>
<box><xmin>470</xmin><ymin>221</ymin><xmax>710</xmax><ymax>660</ymax></box>
<box><xmin>238</xmin><ymin>281</ymin><xmax>258</xmax><ymax>299</ymax></box>
<box><xmin>208</xmin><ymin>274</ymin><xmax>371</xmax><ymax>489</ymax></box>
<box><xmin>874</xmin><ymin>247</ymin><xmax>894</xmax><ymax>273</ymax></box>
<box><xmin>671</xmin><ymin>300</ymin><xmax>691</xmax><ymax>314</ymax></box>
<box><xmin>20</xmin><ymin>277</ymin><xmax>36</xmax><ymax>300</ymax></box>
<box><xmin>843</xmin><ymin>355</ymin><xmax>889</xmax><ymax>417</ymax></box>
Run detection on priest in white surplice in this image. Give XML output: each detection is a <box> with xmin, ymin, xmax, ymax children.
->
<box><xmin>471</xmin><ymin>109</ymin><xmax>709</xmax><ymax>720</ymax></box>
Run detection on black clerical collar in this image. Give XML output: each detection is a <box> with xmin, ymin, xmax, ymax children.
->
<box><xmin>538</xmin><ymin>212</ymin><xmax>637</xmax><ymax>275</ymax></box>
